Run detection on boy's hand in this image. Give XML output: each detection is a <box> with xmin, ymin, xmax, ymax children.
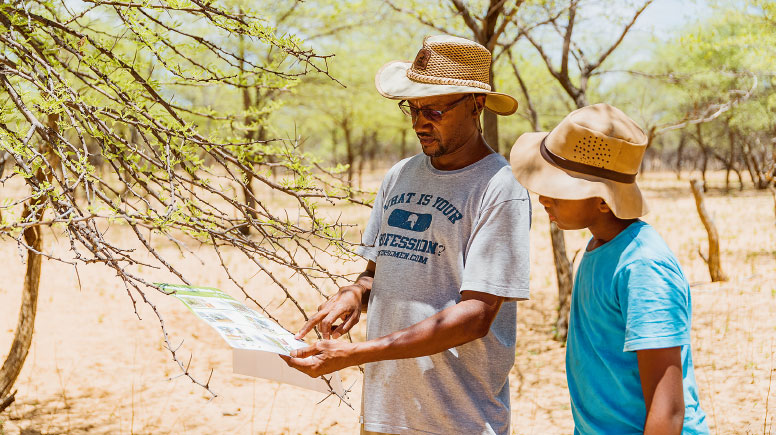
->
<box><xmin>637</xmin><ymin>347</ymin><xmax>685</xmax><ymax>434</ymax></box>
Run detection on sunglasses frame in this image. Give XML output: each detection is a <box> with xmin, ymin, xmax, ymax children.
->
<box><xmin>398</xmin><ymin>94</ymin><xmax>474</xmax><ymax>123</ymax></box>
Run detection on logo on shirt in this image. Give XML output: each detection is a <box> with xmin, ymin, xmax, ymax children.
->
<box><xmin>387</xmin><ymin>209</ymin><xmax>432</xmax><ymax>232</ymax></box>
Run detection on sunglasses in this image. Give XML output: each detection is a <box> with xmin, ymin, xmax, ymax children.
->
<box><xmin>398</xmin><ymin>94</ymin><xmax>473</xmax><ymax>123</ymax></box>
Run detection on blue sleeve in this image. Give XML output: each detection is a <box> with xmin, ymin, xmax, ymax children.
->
<box><xmin>616</xmin><ymin>259</ymin><xmax>691</xmax><ymax>352</ymax></box>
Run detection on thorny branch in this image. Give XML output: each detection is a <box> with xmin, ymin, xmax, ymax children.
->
<box><xmin>0</xmin><ymin>0</ymin><xmax>367</xmax><ymax>399</ymax></box>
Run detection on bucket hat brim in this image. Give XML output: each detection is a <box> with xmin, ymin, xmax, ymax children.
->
<box><xmin>510</xmin><ymin>132</ymin><xmax>649</xmax><ymax>219</ymax></box>
<box><xmin>375</xmin><ymin>60</ymin><xmax>518</xmax><ymax>116</ymax></box>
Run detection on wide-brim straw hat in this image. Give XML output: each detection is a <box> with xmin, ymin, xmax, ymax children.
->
<box><xmin>375</xmin><ymin>35</ymin><xmax>518</xmax><ymax>115</ymax></box>
<box><xmin>510</xmin><ymin>103</ymin><xmax>649</xmax><ymax>219</ymax></box>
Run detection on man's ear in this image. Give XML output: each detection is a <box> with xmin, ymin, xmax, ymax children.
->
<box><xmin>473</xmin><ymin>94</ymin><xmax>486</xmax><ymax>115</ymax></box>
<box><xmin>598</xmin><ymin>199</ymin><xmax>612</xmax><ymax>213</ymax></box>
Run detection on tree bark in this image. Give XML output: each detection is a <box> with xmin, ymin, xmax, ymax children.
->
<box><xmin>675</xmin><ymin>132</ymin><xmax>686</xmax><ymax>179</ymax></box>
<box><xmin>342</xmin><ymin>117</ymin><xmax>354</xmax><ymax>185</ymax></box>
<box><xmin>695</xmin><ymin>124</ymin><xmax>710</xmax><ymax>192</ymax></box>
<box><xmin>0</xmin><ymin>205</ymin><xmax>42</xmax><ymax>403</ymax></box>
<box><xmin>483</xmin><ymin>68</ymin><xmax>499</xmax><ymax>153</ymax></box>
<box><xmin>550</xmin><ymin>222</ymin><xmax>574</xmax><ymax>342</ymax></box>
<box><xmin>690</xmin><ymin>179</ymin><xmax>728</xmax><ymax>282</ymax></box>
<box><xmin>399</xmin><ymin>129</ymin><xmax>408</xmax><ymax>159</ymax></box>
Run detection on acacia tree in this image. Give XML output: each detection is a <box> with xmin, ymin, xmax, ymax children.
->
<box><xmin>0</xmin><ymin>0</ymin><xmax>364</xmax><ymax>409</ymax></box>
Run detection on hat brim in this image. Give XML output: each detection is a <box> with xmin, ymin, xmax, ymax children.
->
<box><xmin>375</xmin><ymin>61</ymin><xmax>518</xmax><ymax>116</ymax></box>
<box><xmin>509</xmin><ymin>132</ymin><xmax>649</xmax><ymax>219</ymax></box>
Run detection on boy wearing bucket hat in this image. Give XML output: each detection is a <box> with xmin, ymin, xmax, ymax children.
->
<box><xmin>510</xmin><ymin>104</ymin><xmax>708</xmax><ymax>434</ymax></box>
<box><xmin>285</xmin><ymin>35</ymin><xmax>531</xmax><ymax>434</ymax></box>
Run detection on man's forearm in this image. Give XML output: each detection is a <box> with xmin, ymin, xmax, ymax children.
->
<box><xmin>349</xmin><ymin>293</ymin><xmax>502</xmax><ymax>365</ymax></box>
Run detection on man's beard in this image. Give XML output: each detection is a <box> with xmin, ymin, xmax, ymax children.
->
<box><xmin>422</xmin><ymin>143</ymin><xmax>448</xmax><ymax>158</ymax></box>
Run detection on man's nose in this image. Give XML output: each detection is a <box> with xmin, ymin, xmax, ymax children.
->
<box><xmin>538</xmin><ymin>195</ymin><xmax>553</xmax><ymax>207</ymax></box>
<box><xmin>412</xmin><ymin>112</ymin><xmax>433</xmax><ymax>129</ymax></box>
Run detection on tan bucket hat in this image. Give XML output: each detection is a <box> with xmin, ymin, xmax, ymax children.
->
<box><xmin>375</xmin><ymin>35</ymin><xmax>518</xmax><ymax>115</ymax></box>
<box><xmin>509</xmin><ymin>103</ymin><xmax>649</xmax><ymax>219</ymax></box>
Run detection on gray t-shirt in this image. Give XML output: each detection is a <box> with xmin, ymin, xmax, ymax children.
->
<box><xmin>356</xmin><ymin>153</ymin><xmax>531</xmax><ymax>435</ymax></box>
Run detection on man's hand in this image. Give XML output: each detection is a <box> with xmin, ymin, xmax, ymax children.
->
<box><xmin>282</xmin><ymin>340</ymin><xmax>360</xmax><ymax>378</ymax></box>
<box><xmin>637</xmin><ymin>346</ymin><xmax>685</xmax><ymax>434</ymax></box>
<box><xmin>296</xmin><ymin>261</ymin><xmax>375</xmax><ymax>340</ymax></box>
<box><xmin>284</xmin><ymin>289</ymin><xmax>503</xmax><ymax>377</ymax></box>
<box><xmin>296</xmin><ymin>284</ymin><xmax>364</xmax><ymax>340</ymax></box>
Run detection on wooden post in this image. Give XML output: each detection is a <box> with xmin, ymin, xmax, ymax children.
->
<box><xmin>690</xmin><ymin>179</ymin><xmax>728</xmax><ymax>282</ymax></box>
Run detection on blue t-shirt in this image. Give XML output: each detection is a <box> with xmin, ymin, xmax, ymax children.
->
<box><xmin>566</xmin><ymin>220</ymin><xmax>709</xmax><ymax>434</ymax></box>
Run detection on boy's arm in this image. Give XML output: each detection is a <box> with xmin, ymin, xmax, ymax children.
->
<box><xmin>637</xmin><ymin>347</ymin><xmax>685</xmax><ymax>434</ymax></box>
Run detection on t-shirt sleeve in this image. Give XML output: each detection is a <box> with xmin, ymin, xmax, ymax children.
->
<box><xmin>460</xmin><ymin>198</ymin><xmax>531</xmax><ymax>301</ymax></box>
<box><xmin>617</xmin><ymin>259</ymin><xmax>692</xmax><ymax>352</ymax></box>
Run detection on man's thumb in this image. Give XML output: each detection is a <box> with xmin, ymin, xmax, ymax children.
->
<box><xmin>290</xmin><ymin>344</ymin><xmax>319</xmax><ymax>358</ymax></box>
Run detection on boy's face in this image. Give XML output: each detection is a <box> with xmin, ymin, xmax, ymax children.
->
<box><xmin>537</xmin><ymin>195</ymin><xmax>609</xmax><ymax>230</ymax></box>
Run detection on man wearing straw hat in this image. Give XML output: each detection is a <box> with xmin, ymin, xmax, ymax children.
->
<box><xmin>510</xmin><ymin>104</ymin><xmax>708</xmax><ymax>433</ymax></box>
<box><xmin>286</xmin><ymin>35</ymin><xmax>531</xmax><ymax>434</ymax></box>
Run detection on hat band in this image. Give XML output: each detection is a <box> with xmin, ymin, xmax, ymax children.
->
<box><xmin>540</xmin><ymin>138</ymin><xmax>636</xmax><ymax>184</ymax></box>
<box><xmin>406</xmin><ymin>69</ymin><xmax>491</xmax><ymax>91</ymax></box>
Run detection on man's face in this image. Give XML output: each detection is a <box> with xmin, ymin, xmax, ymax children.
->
<box><xmin>537</xmin><ymin>195</ymin><xmax>607</xmax><ymax>230</ymax></box>
<box><xmin>406</xmin><ymin>94</ymin><xmax>482</xmax><ymax>158</ymax></box>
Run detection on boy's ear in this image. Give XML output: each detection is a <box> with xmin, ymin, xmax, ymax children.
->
<box><xmin>597</xmin><ymin>199</ymin><xmax>611</xmax><ymax>213</ymax></box>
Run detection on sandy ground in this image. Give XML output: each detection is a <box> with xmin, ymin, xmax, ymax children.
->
<box><xmin>1</xmin><ymin>170</ymin><xmax>775</xmax><ymax>435</ymax></box>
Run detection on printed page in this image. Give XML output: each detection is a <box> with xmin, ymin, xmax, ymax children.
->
<box><xmin>160</xmin><ymin>283</ymin><xmax>348</xmax><ymax>399</ymax></box>
<box><xmin>160</xmin><ymin>282</ymin><xmax>307</xmax><ymax>355</ymax></box>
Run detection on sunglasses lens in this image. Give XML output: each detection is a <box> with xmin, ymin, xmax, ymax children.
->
<box><xmin>423</xmin><ymin>109</ymin><xmax>443</xmax><ymax>122</ymax></box>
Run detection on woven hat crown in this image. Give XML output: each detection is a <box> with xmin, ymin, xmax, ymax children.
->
<box><xmin>407</xmin><ymin>35</ymin><xmax>492</xmax><ymax>91</ymax></box>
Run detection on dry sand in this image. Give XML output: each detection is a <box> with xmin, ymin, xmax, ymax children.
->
<box><xmin>1</xmin><ymin>170</ymin><xmax>774</xmax><ymax>434</ymax></box>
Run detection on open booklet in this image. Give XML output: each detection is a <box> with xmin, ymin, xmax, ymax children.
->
<box><xmin>159</xmin><ymin>283</ymin><xmax>347</xmax><ymax>399</ymax></box>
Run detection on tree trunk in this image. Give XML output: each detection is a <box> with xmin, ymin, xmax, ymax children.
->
<box><xmin>399</xmin><ymin>129</ymin><xmax>408</xmax><ymax>159</ymax></box>
<box><xmin>342</xmin><ymin>118</ymin><xmax>354</xmax><ymax>185</ymax></box>
<box><xmin>695</xmin><ymin>124</ymin><xmax>709</xmax><ymax>192</ymax></box>
<box><xmin>357</xmin><ymin>132</ymin><xmax>367</xmax><ymax>191</ymax></box>
<box><xmin>483</xmin><ymin>67</ymin><xmax>499</xmax><ymax>153</ymax></box>
<box><xmin>0</xmin><ymin>205</ymin><xmax>42</xmax><ymax>408</ymax></box>
<box><xmin>0</xmin><ymin>115</ymin><xmax>58</xmax><ymax>410</ymax></box>
<box><xmin>690</xmin><ymin>179</ymin><xmax>728</xmax><ymax>282</ymax></box>
<box><xmin>550</xmin><ymin>222</ymin><xmax>574</xmax><ymax>342</ymax></box>
<box><xmin>675</xmin><ymin>131</ymin><xmax>686</xmax><ymax>179</ymax></box>
<box><xmin>331</xmin><ymin>128</ymin><xmax>338</xmax><ymax>165</ymax></box>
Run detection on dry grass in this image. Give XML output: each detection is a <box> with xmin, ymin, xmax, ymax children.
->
<box><xmin>0</xmin><ymin>169</ymin><xmax>774</xmax><ymax>434</ymax></box>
